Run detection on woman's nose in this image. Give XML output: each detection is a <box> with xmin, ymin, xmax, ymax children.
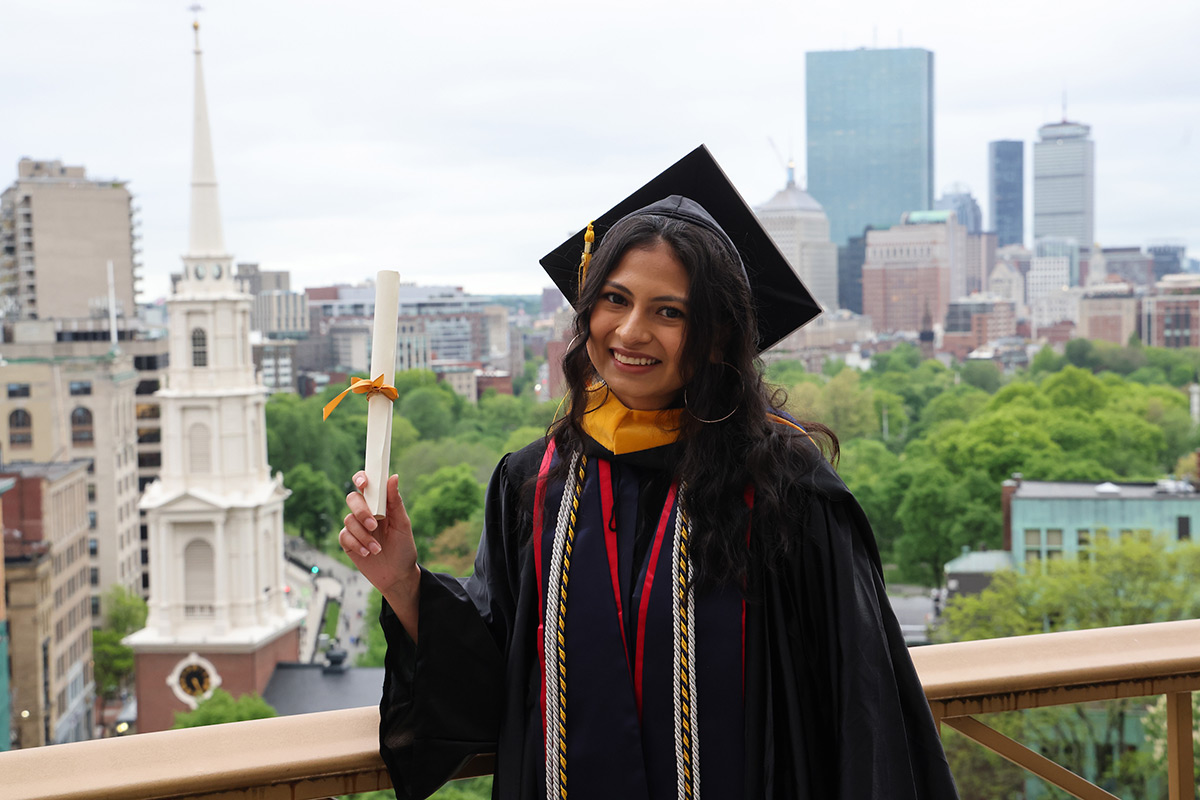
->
<box><xmin>616</xmin><ymin>310</ymin><xmax>651</xmax><ymax>343</ymax></box>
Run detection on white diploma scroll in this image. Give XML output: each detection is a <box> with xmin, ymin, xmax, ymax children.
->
<box><xmin>364</xmin><ymin>270</ymin><xmax>400</xmax><ymax>518</ymax></box>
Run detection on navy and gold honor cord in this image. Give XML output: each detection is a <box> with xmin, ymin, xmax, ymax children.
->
<box><xmin>551</xmin><ymin>454</ymin><xmax>588</xmax><ymax>799</ymax></box>
<box><xmin>677</xmin><ymin>506</ymin><xmax>695</xmax><ymax>798</ymax></box>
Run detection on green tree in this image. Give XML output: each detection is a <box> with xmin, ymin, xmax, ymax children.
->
<box><xmin>1030</xmin><ymin>344</ymin><xmax>1066</xmax><ymax>374</ymax></box>
<box><xmin>764</xmin><ymin>359</ymin><xmax>808</xmax><ymax>387</ymax></box>
<box><xmin>408</xmin><ymin>464</ymin><xmax>484</xmax><ymax>552</ymax></box>
<box><xmin>93</xmin><ymin>586</ymin><xmax>149</xmax><ymax>700</ymax></box>
<box><xmin>837</xmin><ymin>439</ymin><xmax>906</xmax><ymax>557</ymax></box>
<box><xmin>959</xmin><ymin>359</ymin><xmax>1002</xmax><ymax>393</ymax></box>
<box><xmin>172</xmin><ymin>689</ymin><xmax>277</xmax><ymax>728</ymax></box>
<box><xmin>401</xmin><ymin>386</ymin><xmax>456</xmax><ymax>440</ymax></box>
<box><xmin>284</xmin><ymin>463</ymin><xmax>343</xmax><ymax>549</ymax></box>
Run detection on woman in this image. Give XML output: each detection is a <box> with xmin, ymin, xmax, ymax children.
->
<box><xmin>340</xmin><ymin>148</ymin><xmax>958</xmax><ymax>799</ymax></box>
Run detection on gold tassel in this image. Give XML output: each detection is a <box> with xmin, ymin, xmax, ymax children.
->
<box><xmin>577</xmin><ymin>221</ymin><xmax>595</xmax><ymax>296</ymax></box>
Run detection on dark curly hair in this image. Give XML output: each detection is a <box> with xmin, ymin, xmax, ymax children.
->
<box><xmin>549</xmin><ymin>210</ymin><xmax>839</xmax><ymax>588</ymax></box>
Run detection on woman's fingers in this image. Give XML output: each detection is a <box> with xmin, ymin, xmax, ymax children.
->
<box><xmin>339</xmin><ymin>526</ymin><xmax>372</xmax><ymax>558</ymax></box>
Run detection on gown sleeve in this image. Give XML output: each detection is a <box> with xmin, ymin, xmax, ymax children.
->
<box><xmin>377</xmin><ymin>447</ymin><xmax>538</xmax><ymax>800</ymax></box>
<box><xmin>746</xmin><ymin>461</ymin><xmax>959</xmax><ymax>799</ymax></box>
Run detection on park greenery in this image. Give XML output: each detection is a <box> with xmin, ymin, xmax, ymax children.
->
<box><xmin>171</xmin><ymin>689</ymin><xmax>277</xmax><ymax>728</ymax></box>
<box><xmin>267</xmin><ymin>339</ymin><xmax>1200</xmax><ymax>588</ymax></box>
<box><xmin>265</xmin><ymin>338</ymin><xmax>1200</xmax><ymax>799</ymax></box>
<box><xmin>92</xmin><ymin>585</ymin><xmax>148</xmax><ymax>702</ymax></box>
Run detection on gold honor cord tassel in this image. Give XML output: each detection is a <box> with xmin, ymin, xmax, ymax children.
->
<box><xmin>577</xmin><ymin>221</ymin><xmax>595</xmax><ymax>295</ymax></box>
<box><xmin>321</xmin><ymin>373</ymin><xmax>399</xmax><ymax>421</ymax></box>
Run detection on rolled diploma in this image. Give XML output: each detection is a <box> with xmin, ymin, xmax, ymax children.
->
<box><xmin>364</xmin><ymin>270</ymin><xmax>400</xmax><ymax>518</ymax></box>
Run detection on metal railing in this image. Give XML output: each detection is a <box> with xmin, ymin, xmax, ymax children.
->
<box><xmin>911</xmin><ymin>618</ymin><xmax>1200</xmax><ymax>800</ymax></box>
<box><xmin>2</xmin><ymin>619</ymin><xmax>1197</xmax><ymax>800</ymax></box>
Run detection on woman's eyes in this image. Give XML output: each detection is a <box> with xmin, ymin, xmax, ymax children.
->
<box><xmin>599</xmin><ymin>292</ymin><xmax>685</xmax><ymax>320</ymax></box>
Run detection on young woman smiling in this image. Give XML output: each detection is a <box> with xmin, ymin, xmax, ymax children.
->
<box><xmin>340</xmin><ymin>147</ymin><xmax>958</xmax><ymax>800</ymax></box>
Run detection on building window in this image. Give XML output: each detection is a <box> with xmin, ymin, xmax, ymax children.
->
<box><xmin>90</xmin><ymin>567</ymin><xmax>99</xmax><ymax>586</ymax></box>
<box><xmin>184</xmin><ymin>539</ymin><xmax>215</xmax><ymax>617</ymax></box>
<box><xmin>71</xmin><ymin>407</ymin><xmax>94</xmax><ymax>445</ymax></box>
<box><xmin>69</xmin><ymin>381</ymin><xmax>92</xmax><ymax>396</ymax></box>
<box><xmin>138</xmin><ymin>452</ymin><xmax>162</xmax><ymax>469</ymax></box>
<box><xmin>88</xmin><ymin>511</ymin><xmax>97</xmax><ymax>529</ymax></box>
<box><xmin>1023</xmin><ymin>529</ymin><xmax>1040</xmax><ymax>547</ymax></box>
<box><xmin>192</xmin><ymin>328</ymin><xmax>208</xmax><ymax>367</ymax></box>
<box><xmin>89</xmin><ymin>538</ymin><xmax>98</xmax><ymax>557</ymax></box>
<box><xmin>1178</xmin><ymin>517</ymin><xmax>1191</xmax><ymax>542</ymax></box>
<box><xmin>91</xmin><ymin>597</ymin><xmax>101</xmax><ymax>617</ymax></box>
<box><xmin>8</xmin><ymin>408</ymin><xmax>32</xmax><ymax>448</ymax></box>
<box><xmin>87</xmin><ymin>483</ymin><xmax>96</xmax><ymax>501</ymax></box>
<box><xmin>7</xmin><ymin>383</ymin><xmax>30</xmax><ymax>398</ymax></box>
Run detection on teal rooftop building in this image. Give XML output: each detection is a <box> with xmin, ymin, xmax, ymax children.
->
<box><xmin>1004</xmin><ymin>474</ymin><xmax>1198</xmax><ymax>567</ymax></box>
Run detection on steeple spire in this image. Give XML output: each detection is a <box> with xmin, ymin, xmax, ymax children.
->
<box><xmin>187</xmin><ymin>15</ymin><xmax>227</xmax><ymax>258</ymax></box>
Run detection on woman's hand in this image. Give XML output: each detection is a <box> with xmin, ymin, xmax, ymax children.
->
<box><xmin>339</xmin><ymin>471</ymin><xmax>421</xmax><ymax>640</ymax></box>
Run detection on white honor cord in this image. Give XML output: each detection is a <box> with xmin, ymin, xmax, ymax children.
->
<box><xmin>544</xmin><ymin>450</ymin><xmax>580</xmax><ymax>800</ymax></box>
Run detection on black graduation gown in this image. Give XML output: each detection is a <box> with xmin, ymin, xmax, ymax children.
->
<box><xmin>377</xmin><ymin>437</ymin><xmax>958</xmax><ymax>799</ymax></box>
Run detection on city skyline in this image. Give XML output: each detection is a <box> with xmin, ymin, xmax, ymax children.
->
<box><xmin>2</xmin><ymin>1</ymin><xmax>1197</xmax><ymax>302</ymax></box>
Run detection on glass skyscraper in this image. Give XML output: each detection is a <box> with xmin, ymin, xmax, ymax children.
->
<box><xmin>989</xmin><ymin>140</ymin><xmax>1024</xmax><ymax>247</ymax></box>
<box><xmin>806</xmin><ymin>48</ymin><xmax>934</xmax><ymax>247</ymax></box>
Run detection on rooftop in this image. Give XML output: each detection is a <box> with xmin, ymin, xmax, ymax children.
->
<box><xmin>0</xmin><ymin>460</ymin><xmax>91</xmax><ymax>483</ymax></box>
<box><xmin>262</xmin><ymin>651</ymin><xmax>385</xmax><ymax>717</ymax></box>
<box><xmin>756</xmin><ymin>182</ymin><xmax>825</xmax><ymax>215</ymax></box>
<box><xmin>1013</xmin><ymin>479</ymin><xmax>1199</xmax><ymax>500</ymax></box>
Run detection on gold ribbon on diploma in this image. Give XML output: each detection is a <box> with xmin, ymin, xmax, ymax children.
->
<box><xmin>322</xmin><ymin>374</ymin><xmax>399</xmax><ymax>421</ymax></box>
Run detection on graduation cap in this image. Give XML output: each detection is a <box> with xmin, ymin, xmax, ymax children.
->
<box><xmin>539</xmin><ymin>144</ymin><xmax>822</xmax><ymax>352</ymax></box>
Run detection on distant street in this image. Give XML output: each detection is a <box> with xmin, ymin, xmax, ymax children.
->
<box><xmin>285</xmin><ymin>536</ymin><xmax>374</xmax><ymax>665</ymax></box>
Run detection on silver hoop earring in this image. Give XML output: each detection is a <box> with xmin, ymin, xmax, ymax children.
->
<box><xmin>685</xmin><ymin>362</ymin><xmax>742</xmax><ymax>424</ymax></box>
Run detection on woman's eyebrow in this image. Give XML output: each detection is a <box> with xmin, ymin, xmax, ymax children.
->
<box><xmin>604</xmin><ymin>281</ymin><xmax>688</xmax><ymax>305</ymax></box>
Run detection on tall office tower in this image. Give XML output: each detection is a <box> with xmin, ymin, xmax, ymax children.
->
<box><xmin>755</xmin><ymin>162</ymin><xmax>839</xmax><ymax>310</ymax></box>
<box><xmin>1033</xmin><ymin>121</ymin><xmax>1095</xmax><ymax>250</ymax></box>
<box><xmin>935</xmin><ymin>189</ymin><xmax>982</xmax><ymax>235</ymax></box>
<box><xmin>127</xmin><ymin>21</ymin><xmax>303</xmax><ymax>733</ymax></box>
<box><xmin>0</xmin><ymin>159</ymin><xmax>139</xmax><ymax>323</ymax></box>
<box><xmin>806</xmin><ymin>48</ymin><xmax>935</xmax><ymax>247</ymax></box>
<box><xmin>1</xmin><ymin>461</ymin><xmax>94</xmax><ymax>746</ymax></box>
<box><xmin>989</xmin><ymin>141</ymin><xmax>1024</xmax><ymax>247</ymax></box>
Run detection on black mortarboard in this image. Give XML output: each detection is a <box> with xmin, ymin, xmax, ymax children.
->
<box><xmin>539</xmin><ymin>144</ymin><xmax>822</xmax><ymax>352</ymax></box>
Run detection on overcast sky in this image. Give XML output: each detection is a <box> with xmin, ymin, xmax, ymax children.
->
<box><xmin>3</xmin><ymin>1</ymin><xmax>1197</xmax><ymax>302</ymax></box>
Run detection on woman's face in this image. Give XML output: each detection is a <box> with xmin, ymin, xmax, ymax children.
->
<box><xmin>586</xmin><ymin>241</ymin><xmax>690</xmax><ymax>411</ymax></box>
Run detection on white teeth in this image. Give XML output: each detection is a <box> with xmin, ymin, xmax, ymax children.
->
<box><xmin>613</xmin><ymin>351</ymin><xmax>659</xmax><ymax>366</ymax></box>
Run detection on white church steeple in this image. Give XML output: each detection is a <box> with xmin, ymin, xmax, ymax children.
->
<box><xmin>187</xmin><ymin>19</ymin><xmax>226</xmax><ymax>259</ymax></box>
<box><xmin>129</xmin><ymin>17</ymin><xmax>302</xmax><ymax>732</ymax></box>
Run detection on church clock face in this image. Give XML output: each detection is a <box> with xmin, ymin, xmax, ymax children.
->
<box><xmin>167</xmin><ymin>653</ymin><xmax>222</xmax><ymax>709</ymax></box>
<box><xmin>212</xmin><ymin>263</ymin><xmax>223</xmax><ymax>279</ymax></box>
<box><xmin>179</xmin><ymin>664</ymin><xmax>211</xmax><ymax>696</ymax></box>
<box><xmin>194</xmin><ymin>263</ymin><xmax>207</xmax><ymax>280</ymax></box>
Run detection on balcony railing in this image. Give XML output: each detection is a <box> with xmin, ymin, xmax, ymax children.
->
<box><xmin>2</xmin><ymin>620</ymin><xmax>1196</xmax><ymax>800</ymax></box>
